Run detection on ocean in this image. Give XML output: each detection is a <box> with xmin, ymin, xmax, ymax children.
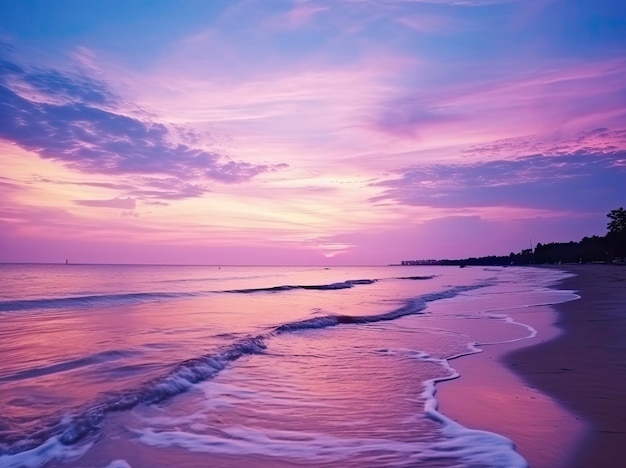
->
<box><xmin>0</xmin><ymin>264</ymin><xmax>577</xmax><ymax>468</ymax></box>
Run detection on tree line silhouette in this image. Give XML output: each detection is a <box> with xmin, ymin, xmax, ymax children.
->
<box><xmin>415</xmin><ymin>208</ymin><xmax>626</xmax><ymax>266</ymax></box>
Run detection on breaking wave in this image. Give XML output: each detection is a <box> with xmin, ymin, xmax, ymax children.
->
<box><xmin>0</xmin><ymin>280</ymin><xmax>488</xmax><ymax>461</ymax></box>
<box><xmin>0</xmin><ymin>276</ymin><xmax>432</xmax><ymax>312</ymax></box>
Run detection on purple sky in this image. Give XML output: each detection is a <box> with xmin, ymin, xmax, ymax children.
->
<box><xmin>1</xmin><ymin>0</ymin><xmax>625</xmax><ymax>264</ymax></box>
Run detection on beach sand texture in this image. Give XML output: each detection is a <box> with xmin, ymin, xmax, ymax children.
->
<box><xmin>507</xmin><ymin>265</ymin><xmax>626</xmax><ymax>467</ymax></box>
<box><xmin>438</xmin><ymin>264</ymin><xmax>626</xmax><ymax>468</ymax></box>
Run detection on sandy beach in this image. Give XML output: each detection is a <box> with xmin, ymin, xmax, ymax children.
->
<box><xmin>438</xmin><ymin>264</ymin><xmax>626</xmax><ymax>467</ymax></box>
<box><xmin>506</xmin><ymin>264</ymin><xmax>626</xmax><ymax>466</ymax></box>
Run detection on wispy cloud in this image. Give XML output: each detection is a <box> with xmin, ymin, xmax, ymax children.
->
<box><xmin>339</xmin><ymin>0</ymin><xmax>520</xmax><ymax>7</ymax></box>
<box><xmin>405</xmin><ymin>0</ymin><xmax>519</xmax><ymax>5</ymax></box>
<box><xmin>395</xmin><ymin>14</ymin><xmax>461</xmax><ymax>33</ymax></box>
<box><xmin>128</xmin><ymin>177</ymin><xmax>208</xmax><ymax>200</ymax></box>
<box><xmin>1</xmin><ymin>0</ymin><xmax>624</xmax><ymax>263</ymax></box>
<box><xmin>34</xmin><ymin>177</ymin><xmax>136</xmax><ymax>191</ymax></box>
<box><xmin>282</xmin><ymin>3</ymin><xmax>331</xmax><ymax>28</ymax></box>
<box><xmin>0</xmin><ymin>53</ymin><xmax>287</xmax><ymax>204</ymax></box>
<box><xmin>370</xmin><ymin>59</ymin><xmax>626</xmax><ymax>141</ymax></box>
<box><xmin>74</xmin><ymin>197</ymin><xmax>136</xmax><ymax>209</ymax></box>
<box><xmin>374</xmin><ymin>141</ymin><xmax>626</xmax><ymax>212</ymax></box>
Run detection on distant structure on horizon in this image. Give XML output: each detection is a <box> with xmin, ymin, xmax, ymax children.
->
<box><xmin>400</xmin><ymin>260</ymin><xmax>439</xmax><ymax>265</ymax></box>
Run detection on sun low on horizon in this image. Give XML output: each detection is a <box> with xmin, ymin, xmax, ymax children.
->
<box><xmin>1</xmin><ymin>0</ymin><xmax>625</xmax><ymax>265</ymax></box>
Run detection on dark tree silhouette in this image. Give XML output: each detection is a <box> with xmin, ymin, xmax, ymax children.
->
<box><xmin>606</xmin><ymin>207</ymin><xmax>626</xmax><ymax>258</ymax></box>
<box><xmin>607</xmin><ymin>207</ymin><xmax>626</xmax><ymax>233</ymax></box>
<box><xmin>402</xmin><ymin>208</ymin><xmax>625</xmax><ymax>265</ymax></box>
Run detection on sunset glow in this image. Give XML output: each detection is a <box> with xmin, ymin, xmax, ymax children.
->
<box><xmin>1</xmin><ymin>0</ymin><xmax>624</xmax><ymax>264</ymax></box>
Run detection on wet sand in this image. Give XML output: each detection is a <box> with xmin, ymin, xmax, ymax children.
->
<box><xmin>505</xmin><ymin>264</ymin><xmax>626</xmax><ymax>467</ymax></box>
<box><xmin>437</xmin><ymin>264</ymin><xmax>626</xmax><ymax>467</ymax></box>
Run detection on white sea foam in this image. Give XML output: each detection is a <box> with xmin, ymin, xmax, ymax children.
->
<box><xmin>135</xmin><ymin>421</ymin><xmax>527</xmax><ymax>467</ymax></box>
<box><xmin>409</xmin><ymin>348</ymin><xmax>528</xmax><ymax>468</ymax></box>
<box><xmin>0</xmin><ymin>265</ymin><xmax>571</xmax><ymax>467</ymax></box>
<box><xmin>102</xmin><ymin>460</ymin><xmax>132</xmax><ymax>468</ymax></box>
<box><xmin>131</xmin><ymin>342</ymin><xmax>527</xmax><ymax>467</ymax></box>
<box><xmin>473</xmin><ymin>314</ymin><xmax>538</xmax><ymax>346</ymax></box>
<box><xmin>0</xmin><ymin>437</ymin><xmax>92</xmax><ymax>468</ymax></box>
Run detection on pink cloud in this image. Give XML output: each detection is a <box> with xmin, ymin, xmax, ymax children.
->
<box><xmin>74</xmin><ymin>197</ymin><xmax>136</xmax><ymax>209</ymax></box>
<box><xmin>372</xmin><ymin>59</ymin><xmax>626</xmax><ymax>142</ymax></box>
<box><xmin>283</xmin><ymin>3</ymin><xmax>330</xmax><ymax>28</ymax></box>
<box><xmin>396</xmin><ymin>13</ymin><xmax>460</xmax><ymax>33</ymax></box>
<box><xmin>2</xmin><ymin>1</ymin><xmax>623</xmax><ymax>265</ymax></box>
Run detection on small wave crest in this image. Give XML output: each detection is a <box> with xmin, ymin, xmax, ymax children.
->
<box><xmin>397</xmin><ymin>275</ymin><xmax>436</xmax><ymax>280</ymax></box>
<box><xmin>273</xmin><ymin>282</ymin><xmax>490</xmax><ymax>334</ymax></box>
<box><xmin>0</xmin><ymin>280</ymin><xmax>490</xmax><ymax>462</ymax></box>
<box><xmin>0</xmin><ymin>279</ymin><xmax>383</xmax><ymax>312</ymax></box>
<box><xmin>0</xmin><ymin>292</ymin><xmax>190</xmax><ymax>312</ymax></box>
<box><xmin>0</xmin><ymin>336</ymin><xmax>266</xmax><ymax>457</ymax></box>
<box><xmin>224</xmin><ymin>278</ymin><xmax>377</xmax><ymax>294</ymax></box>
<box><xmin>0</xmin><ymin>349</ymin><xmax>139</xmax><ymax>383</ymax></box>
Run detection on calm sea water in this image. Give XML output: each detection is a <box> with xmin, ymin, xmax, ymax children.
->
<box><xmin>0</xmin><ymin>264</ymin><xmax>576</xmax><ymax>467</ymax></box>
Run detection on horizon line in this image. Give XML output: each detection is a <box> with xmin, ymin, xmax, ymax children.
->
<box><xmin>0</xmin><ymin>262</ymin><xmax>400</xmax><ymax>267</ymax></box>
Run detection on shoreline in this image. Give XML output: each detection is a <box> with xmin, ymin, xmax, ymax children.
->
<box><xmin>504</xmin><ymin>264</ymin><xmax>626</xmax><ymax>466</ymax></box>
<box><xmin>434</xmin><ymin>299</ymin><xmax>585</xmax><ymax>467</ymax></box>
<box><xmin>436</xmin><ymin>264</ymin><xmax>626</xmax><ymax>467</ymax></box>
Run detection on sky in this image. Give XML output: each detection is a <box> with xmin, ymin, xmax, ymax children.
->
<box><xmin>0</xmin><ymin>0</ymin><xmax>625</xmax><ymax>265</ymax></box>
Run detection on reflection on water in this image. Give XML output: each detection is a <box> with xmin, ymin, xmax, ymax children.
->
<box><xmin>0</xmin><ymin>264</ymin><xmax>574</xmax><ymax>467</ymax></box>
